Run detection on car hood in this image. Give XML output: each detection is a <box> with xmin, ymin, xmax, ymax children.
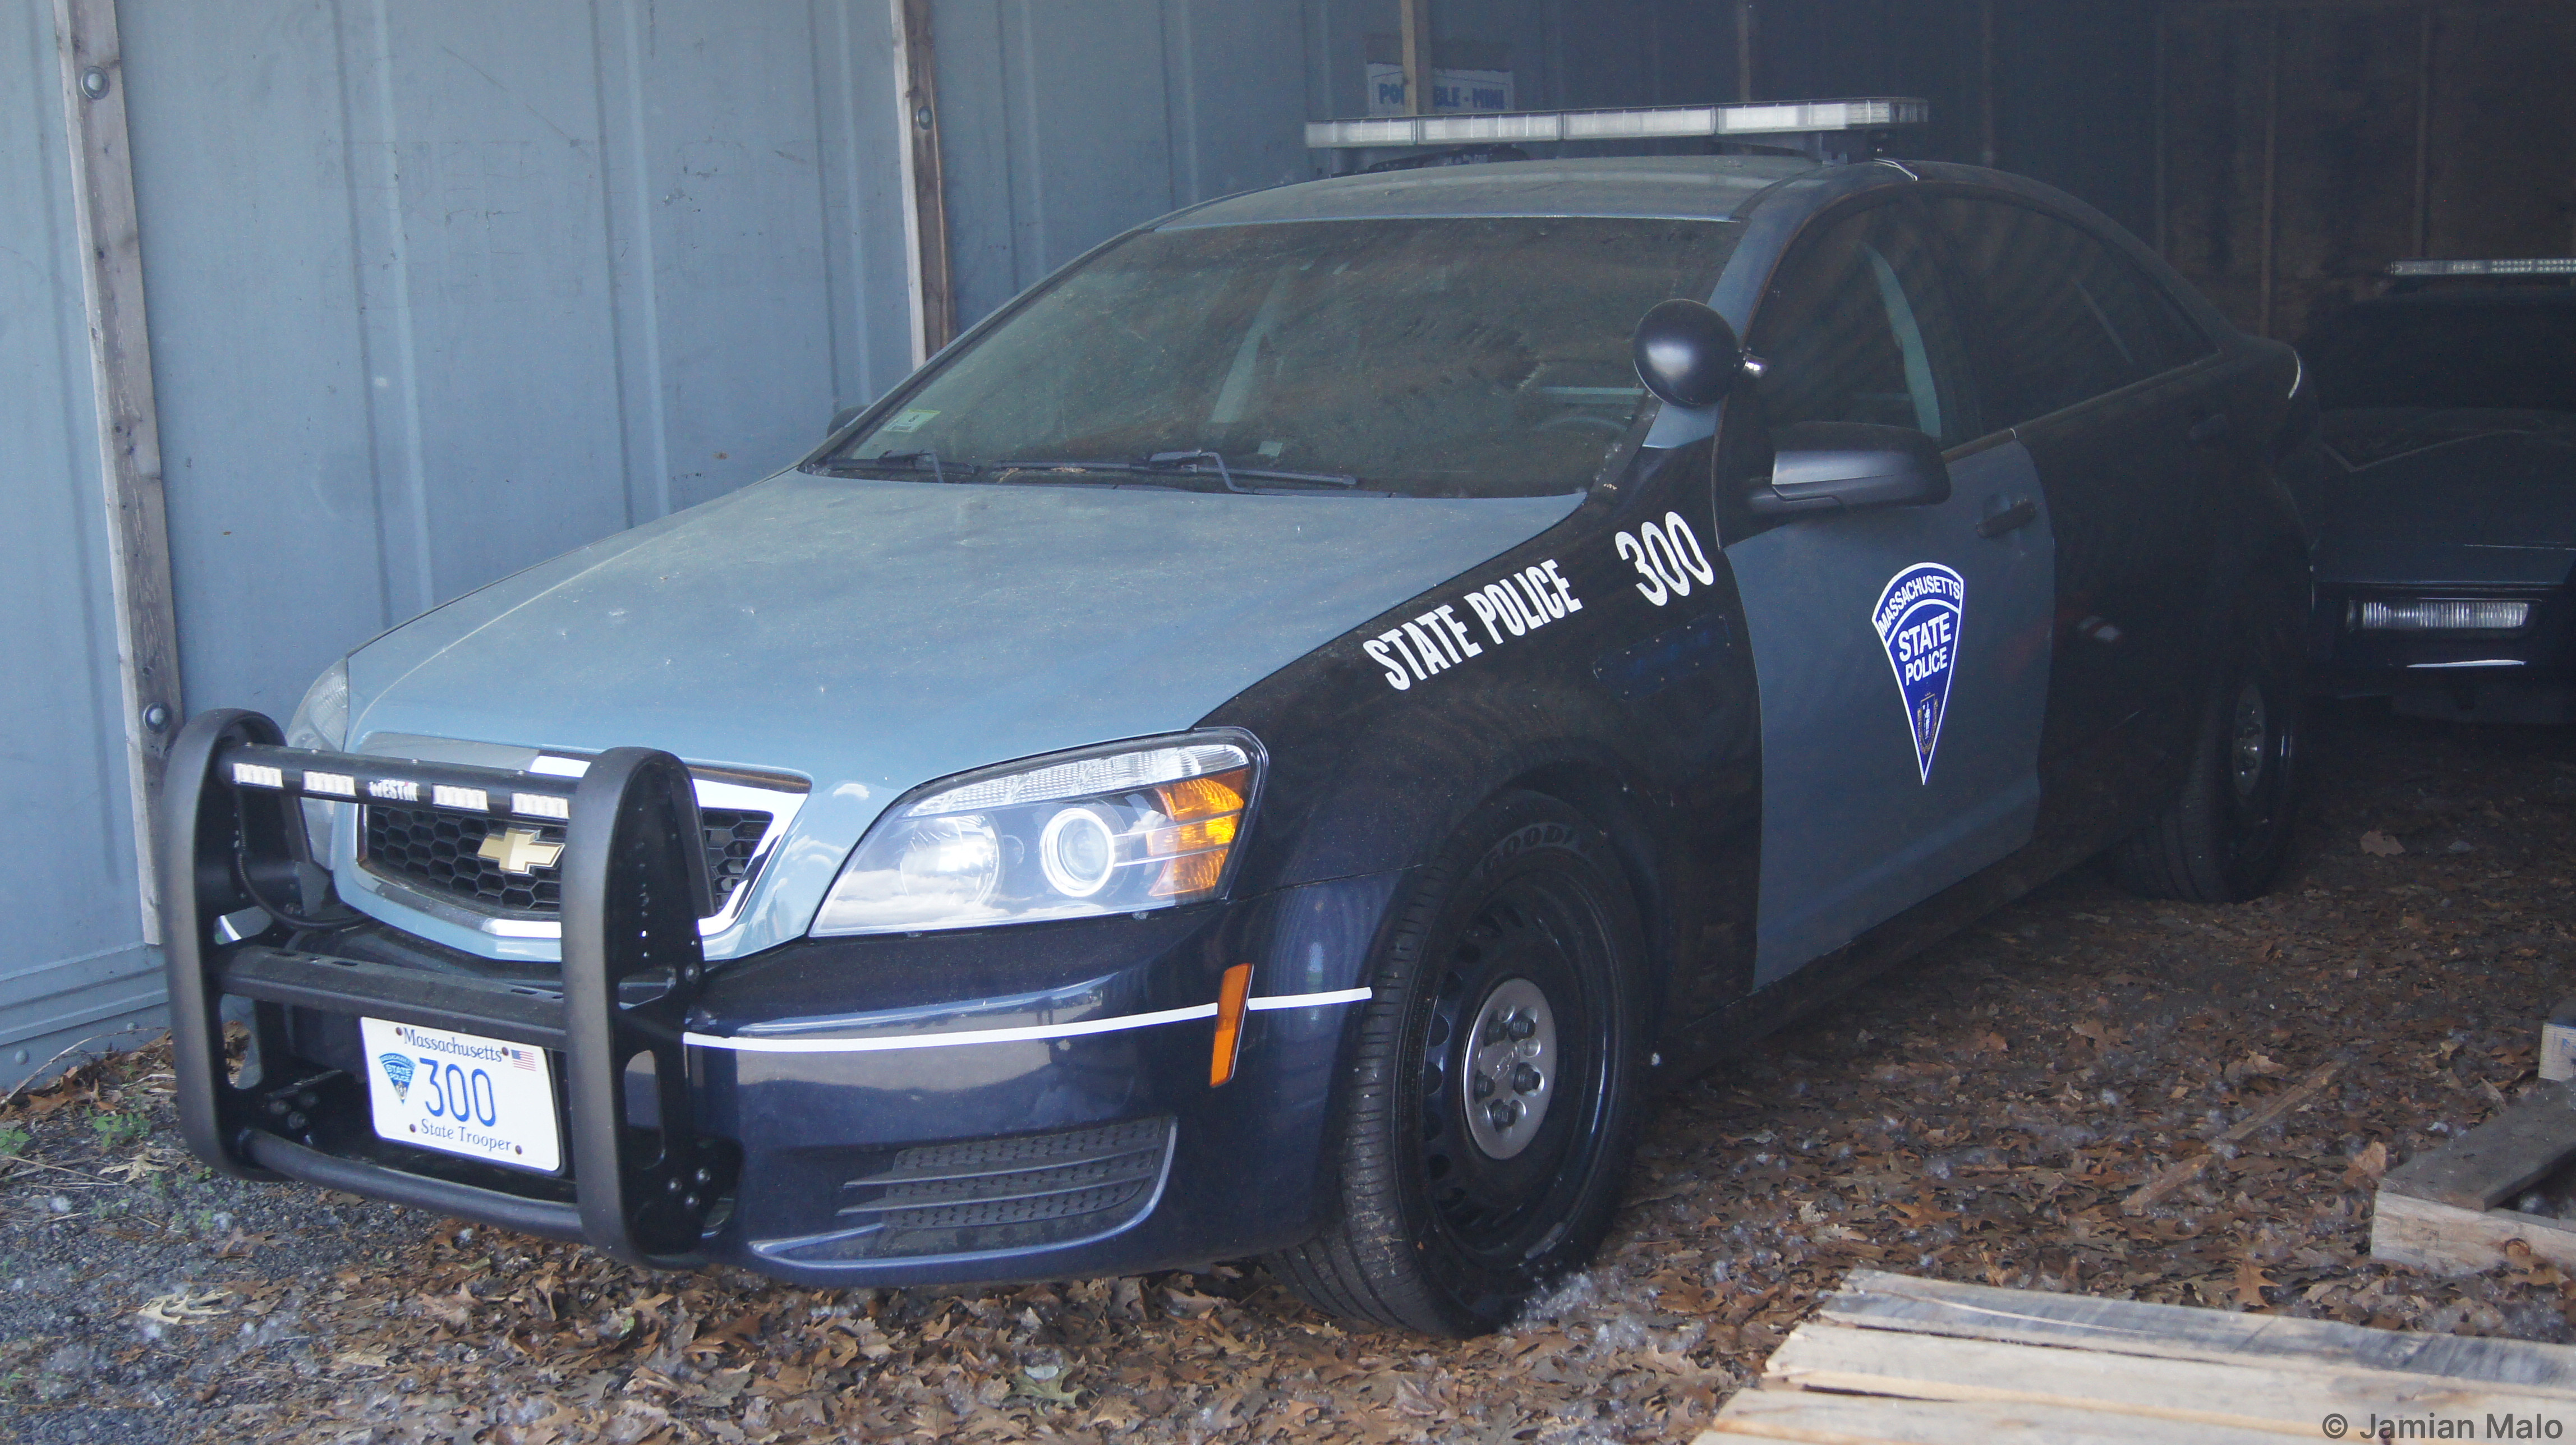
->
<box><xmin>341</xmin><ymin>473</ymin><xmax>1583</xmax><ymax>959</ymax></box>
<box><xmin>2311</xmin><ymin>409</ymin><xmax>2576</xmax><ymax>587</ymax></box>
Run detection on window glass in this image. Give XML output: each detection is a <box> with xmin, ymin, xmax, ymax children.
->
<box><xmin>1932</xmin><ymin>198</ymin><xmax>2215</xmax><ymax>427</ymax></box>
<box><xmin>1749</xmin><ymin>204</ymin><xmax>1979</xmax><ymax>447</ymax></box>
<box><xmin>815</xmin><ymin>217</ymin><xmax>1739</xmax><ymax>498</ymax></box>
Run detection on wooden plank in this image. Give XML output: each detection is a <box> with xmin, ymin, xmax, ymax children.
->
<box><xmin>2124</xmin><ymin>1062</ymin><xmax>2340</xmax><ymax>1213</ymax></box>
<box><xmin>2372</xmin><ymin>1188</ymin><xmax>2576</xmax><ymax>1277</ymax></box>
<box><xmin>889</xmin><ymin>0</ymin><xmax>954</xmax><ymax>363</ymax></box>
<box><xmin>54</xmin><ymin>0</ymin><xmax>178</xmax><ymax>946</ymax></box>
<box><xmin>1700</xmin><ymin>1387</ymin><xmax>2285</xmax><ymax>1445</ymax></box>
<box><xmin>1822</xmin><ymin>1271</ymin><xmax>2576</xmax><ymax>1396</ymax></box>
<box><xmin>2381</xmin><ymin>1084</ymin><xmax>2576</xmax><ymax>1212</ymax></box>
<box><xmin>1761</xmin><ymin>1318</ymin><xmax>2574</xmax><ymax>1435</ymax></box>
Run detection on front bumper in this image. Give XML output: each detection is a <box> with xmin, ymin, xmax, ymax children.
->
<box><xmin>162</xmin><ymin>711</ymin><xmax>1394</xmax><ymax>1285</ymax></box>
<box><xmin>2312</xmin><ymin>584</ymin><xmax>2576</xmax><ymax>722</ymax></box>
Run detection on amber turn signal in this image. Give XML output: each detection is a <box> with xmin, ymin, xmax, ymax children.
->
<box><xmin>1209</xmin><ymin>963</ymin><xmax>1255</xmax><ymax>1087</ymax></box>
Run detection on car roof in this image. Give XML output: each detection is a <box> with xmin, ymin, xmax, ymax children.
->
<box><xmin>1158</xmin><ymin>155</ymin><xmax>1825</xmax><ymax>229</ymax></box>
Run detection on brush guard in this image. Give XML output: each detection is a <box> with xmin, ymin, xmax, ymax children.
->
<box><xmin>160</xmin><ymin>708</ymin><xmax>739</xmax><ymax>1267</ymax></box>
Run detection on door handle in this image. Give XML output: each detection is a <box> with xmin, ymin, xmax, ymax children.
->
<box><xmin>2187</xmin><ymin>411</ymin><xmax>2233</xmax><ymax>445</ymax></box>
<box><xmin>1977</xmin><ymin>496</ymin><xmax>2039</xmax><ymax>538</ymax></box>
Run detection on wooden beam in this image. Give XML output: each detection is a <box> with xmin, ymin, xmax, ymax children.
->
<box><xmin>1399</xmin><ymin>0</ymin><xmax>1429</xmax><ymax>117</ymax></box>
<box><xmin>890</xmin><ymin>0</ymin><xmax>954</xmax><ymax>364</ymax></box>
<box><xmin>54</xmin><ymin>0</ymin><xmax>178</xmax><ymax>946</ymax></box>
<box><xmin>2380</xmin><ymin>1082</ymin><xmax>2576</xmax><ymax>1212</ymax></box>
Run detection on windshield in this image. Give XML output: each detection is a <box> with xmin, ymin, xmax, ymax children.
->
<box><xmin>815</xmin><ymin>216</ymin><xmax>1739</xmax><ymax>498</ymax></box>
<box><xmin>2304</xmin><ymin>298</ymin><xmax>2576</xmax><ymax>413</ymax></box>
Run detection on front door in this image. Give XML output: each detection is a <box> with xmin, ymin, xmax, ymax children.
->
<box><xmin>1719</xmin><ymin>199</ymin><xmax>2057</xmax><ymax>988</ymax></box>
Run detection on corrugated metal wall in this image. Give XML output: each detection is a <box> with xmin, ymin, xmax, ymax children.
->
<box><xmin>3</xmin><ymin>0</ymin><xmax>919</xmax><ymax>1078</ymax></box>
<box><xmin>0</xmin><ymin>0</ymin><xmax>163</xmax><ymax>1078</ymax></box>
<box><xmin>2</xmin><ymin>0</ymin><xmax>2203</xmax><ymax>1076</ymax></box>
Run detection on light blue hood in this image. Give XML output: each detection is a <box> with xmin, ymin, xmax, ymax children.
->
<box><xmin>341</xmin><ymin>473</ymin><xmax>1583</xmax><ymax>959</ymax></box>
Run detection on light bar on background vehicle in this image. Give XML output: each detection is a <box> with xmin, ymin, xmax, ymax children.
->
<box><xmin>1304</xmin><ymin>98</ymin><xmax>1930</xmax><ymax>150</ymax></box>
<box><xmin>2388</xmin><ymin>258</ymin><xmax>2576</xmax><ymax>278</ymax></box>
<box><xmin>2348</xmin><ymin>598</ymin><xmax>2532</xmax><ymax>632</ymax></box>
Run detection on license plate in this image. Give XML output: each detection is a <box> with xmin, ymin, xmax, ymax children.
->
<box><xmin>359</xmin><ymin>1018</ymin><xmax>563</xmax><ymax>1174</ymax></box>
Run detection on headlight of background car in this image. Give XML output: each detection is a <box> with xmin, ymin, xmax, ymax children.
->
<box><xmin>809</xmin><ymin>731</ymin><xmax>1262</xmax><ymax>937</ymax></box>
<box><xmin>284</xmin><ymin>657</ymin><xmax>352</xmax><ymax>860</ymax></box>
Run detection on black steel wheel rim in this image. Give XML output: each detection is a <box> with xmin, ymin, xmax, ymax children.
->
<box><xmin>1410</xmin><ymin>868</ymin><xmax>1615</xmax><ymax>1263</ymax></box>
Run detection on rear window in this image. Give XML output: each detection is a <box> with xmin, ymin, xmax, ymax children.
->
<box><xmin>815</xmin><ymin>217</ymin><xmax>1740</xmax><ymax>498</ymax></box>
<box><xmin>2303</xmin><ymin>300</ymin><xmax>2576</xmax><ymax>413</ymax></box>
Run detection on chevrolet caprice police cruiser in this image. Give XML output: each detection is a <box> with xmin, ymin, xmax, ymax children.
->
<box><xmin>164</xmin><ymin>103</ymin><xmax>2311</xmax><ymax>1336</ymax></box>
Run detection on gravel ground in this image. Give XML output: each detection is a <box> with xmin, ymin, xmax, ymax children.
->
<box><xmin>4</xmin><ymin>700</ymin><xmax>2574</xmax><ymax>1445</ymax></box>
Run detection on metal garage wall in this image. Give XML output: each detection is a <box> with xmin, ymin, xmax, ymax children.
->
<box><xmin>0</xmin><ymin>1</ymin><xmax>165</xmax><ymax>1078</ymax></box>
<box><xmin>0</xmin><ymin>0</ymin><xmax>914</xmax><ymax>1076</ymax></box>
<box><xmin>932</xmin><ymin>0</ymin><xmax>1726</xmax><ymax>333</ymax></box>
<box><xmin>121</xmin><ymin>0</ymin><xmax>917</xmax><ymax>726</ymax></box>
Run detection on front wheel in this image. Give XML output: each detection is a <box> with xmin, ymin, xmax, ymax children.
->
<box><xmin>1267</xmin><ymin>792</ymin><xmax>1649</xmax><ymax>1336</ymax></box>
<box><xmin>2110</xmin><ymin>573</ymin><xmax>2308</xmax><ymax>902</ymax></box>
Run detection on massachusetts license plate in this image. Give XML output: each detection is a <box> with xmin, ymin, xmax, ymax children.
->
<box><xmin>359</xmin><ymin>1018</ymin><xmax>563</xmax><ymax>1174</ymax></box>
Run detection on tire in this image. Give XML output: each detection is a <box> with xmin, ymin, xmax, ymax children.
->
<box><xmin>2109</xmin><ymin>573</ymin><xmax>2308</xmax><ymax>903</ymax></box>
<box><xmin>1267</xmin><ymin>791</ymin><xmax>1650</xmax><ymax>1336</ymax></box>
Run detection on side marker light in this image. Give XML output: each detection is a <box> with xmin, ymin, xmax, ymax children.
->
<box><xmin>1209</xmin><ymin>963</ymin><xmax>1255</xmax><ymax>1088</ymax></box>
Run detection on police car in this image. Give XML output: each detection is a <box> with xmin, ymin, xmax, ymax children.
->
<box><xmin>2294</xmin><ymin>259</ymin><xmax>2576</xmax><ymax>725</ymax></box>
<box><xmin>164</xmin><ymin>100</ymin><xmax>2310</xmax><ymax>1337</ymax></box>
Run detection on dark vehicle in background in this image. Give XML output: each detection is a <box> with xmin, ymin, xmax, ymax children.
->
<box><xmin>2293</xmin><ymin>260</ymin><xmax>2576</xmax><ymax>724</ymax></box>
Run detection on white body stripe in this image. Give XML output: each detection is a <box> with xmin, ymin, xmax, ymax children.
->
<box><xmin>680</xmin><ymin>987</ymin><xmax>1374</xmax><ymax>1055</ymax></box>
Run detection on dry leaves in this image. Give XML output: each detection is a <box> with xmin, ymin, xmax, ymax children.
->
<box><xmin>2</xmin><ymin>703</ymin><xmax>2572</xmax><ymax>1443</ymax></box>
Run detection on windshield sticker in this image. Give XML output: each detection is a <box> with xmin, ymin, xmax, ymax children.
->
<box><xmin>1873</xmin><ymin>562</ymin><xmax>1965</xmax><ymax>783</ymax></box>
<box><xmin>1366</xmin><ymin>560</ymin><xmax>1584</xmax><ymax>692</ymax></box>
<box><xmin>880</xmin><ymin>407</ymin><xmax>940</xmax><ymax>433</ymax></box>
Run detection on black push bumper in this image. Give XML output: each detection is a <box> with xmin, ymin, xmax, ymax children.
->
<box><xmin>162</xmin><ymin>709</ymin><xmax>740</xmax><ymax>1267</ymax></box>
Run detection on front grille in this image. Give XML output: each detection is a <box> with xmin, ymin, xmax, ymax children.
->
<box><xmin>769</xmin><ymin>1118</ymin><xmax>1174</xmax><ymax>1263</ymax></box>
<box><xmin>361</xmin><ymin>805</ymin><xmax>771</xmax><ymax>919</ymax></box>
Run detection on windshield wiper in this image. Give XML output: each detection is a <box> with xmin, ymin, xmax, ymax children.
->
<box><xmin>813</xmin><ymin>449</ymin><xmax>973</xmax><ymax>483</ymax></box>
<box><xmin>991</xmin><ymin>451</ymin><xmax>1364</xmax><ymax>493</ymax></box>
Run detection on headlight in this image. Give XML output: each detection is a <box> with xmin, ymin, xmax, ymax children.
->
<box><xmin>809</xmin><ymin>731</ymin><xmax>1262</xmax><ymax>937</ymax></box>
<box><xmin>284</xmin><ymin>659</ymin><xmax>352</xmax><ymax>860</ymax></box>
<box><xmin>285</xmin><ymin>657</ymin><xmax>352</xmax><ymax>751</ymax></box>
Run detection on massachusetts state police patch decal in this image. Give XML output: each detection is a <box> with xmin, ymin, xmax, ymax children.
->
<box><xmin>1871</xmin><ymin>563</ymin><xmax>1966</xmax><ymax>784</ymax></box>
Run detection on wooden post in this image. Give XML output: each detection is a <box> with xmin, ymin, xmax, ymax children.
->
<box><xmin>1979</xmin><ymin>0</ymin><xmax>1999</xmax><ymax>169</ymax></box>
<box><xmin>2257</xmin><ymin>4</ymin><xmax>2283</xmax><ymax>339</ymax></box>
<box><xmin>1736</xmin><ymin>0</ymin><xmax>1758</xmax><ymax>103</ymax></box>
<box><xmin>891</xmin><ymin>0</ymin><xmax>954</xmax><ymax>364</ymax></box>
<box><xmin>1400</xmin><ymin>0</ymin><xmax>1429</xmax><ymax>117</ymax></box>
<box><xmin>2412</xmin><ymin>5</ymin><xmax>2435</xmax><ymax>259</ymax></box>
<box><xmin>55</xmin><ymin>0</ymin><xmax>178</xmax><ymax>945</ymax></box>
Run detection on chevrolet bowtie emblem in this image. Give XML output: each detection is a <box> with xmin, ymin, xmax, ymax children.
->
<box><xmin>477</xmin><ymin>826</ymin><xmax>564</xmax><ymax>876</ymax></box>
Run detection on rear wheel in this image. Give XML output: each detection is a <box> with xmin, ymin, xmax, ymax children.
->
<box><xmin>1267</xmin><ymin>792</ymin><xmax>1648</xmax><ymax>1336</ymax></box>
<box><xmin>2110</xmin><ymin>574</ymin><xmax>2307</xmax><ymax>902</ymax></box>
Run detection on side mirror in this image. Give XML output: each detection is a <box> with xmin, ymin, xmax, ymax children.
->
<box><xmin>1748</xmin><ymin>421</ymin><xmax>1952</xmax><ymax>517</ymax></box>
<box><xmin>827</xmin><ymin>403</ymin><xmax>866</xmax><ymax>435</ymax></box>
<box><xmin>1631</xmin><ymin>299</ymin><xmax>1758</xmax><ymax>409</ymax></box>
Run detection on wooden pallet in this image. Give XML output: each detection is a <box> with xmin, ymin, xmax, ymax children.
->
<box><xmin>1695</xmin><ymin>1270</ymin><xmax>2576</xmax><ymax>1443</ymax></box>
<box><xmin>2372</xmin><ymin>1084</ymin><xmax>2576</xmax><ymax>1276</ymax></box>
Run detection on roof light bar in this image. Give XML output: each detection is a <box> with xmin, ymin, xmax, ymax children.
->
<box><xmin>1305</xmin><ymin>97</ymin><xmax>1929</xmax><ymax>150</ymax></box>
<box><xmin>2389</xmin><ymin>258</ymin><xmax>2576</xmax><ymax>277</ymax></box>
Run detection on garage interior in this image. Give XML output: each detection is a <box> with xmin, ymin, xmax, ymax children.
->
<box><xmin>3</xmin><ymin>0</ymin><xmax>2574</xmax><ymax>1439</ymax></box>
